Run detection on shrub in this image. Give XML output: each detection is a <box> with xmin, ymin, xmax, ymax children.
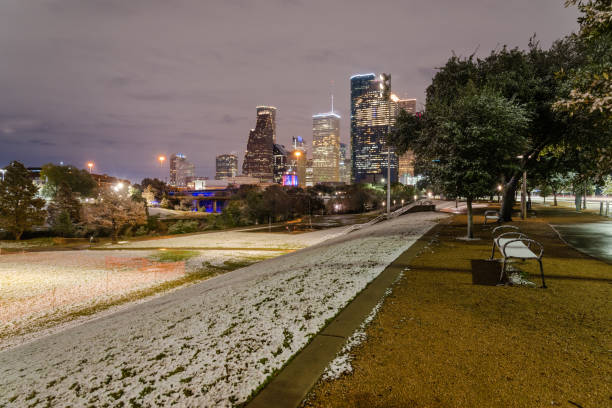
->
<box><xmin>167</xmin><ymin>220</ymin><xmax>200</xmax><ymax>234</ymax></box>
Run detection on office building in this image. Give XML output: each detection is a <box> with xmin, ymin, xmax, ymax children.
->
<box><xmin>305</xmin><ymin>159</ymin><xmax>314</xmax><ymax>187</ymax></box>
<box><xmin>273</xmin><ymin>143</ymin><xmax>289</xmax><ymax>184</ymax></box>
<box><xmin>397</xmin><ymin>98</ymin><xmax>417</xmax><ymax>114</ymax></box>
<box><xmin>312</xmin><ymin>112</ymin><xmax>341</xmax><ymax>183</ymax></box>
<box><xmin>339</xmin><ymin>143</ymin><xmax>351</xmax><ymax>184</ymax></box>
<box><xmin>169</xmin><ymin>153</ymin><xmax>195</xmax><ymax>187</ymax></box>
<box><xmin>256</xmin><ymin>106</ymin><xmax>277</xmax><ymax>143</ymax></box>
<box><xmin>350</xmin><ymin>73</ymin><xmax>399</xmax><ymax>184</ymax></box>
<box><xmin>215</xmin><ymin>154</ymin><xmax>238</xmax><ymax>180</ymax></box>
<box><xmin>243</xmin><ymin>107</ymin><xmax>275</xmax><ymax>181</ymax></box>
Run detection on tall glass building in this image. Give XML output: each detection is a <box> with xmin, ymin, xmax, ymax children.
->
<box><xmin>243</xmin><ymin>108</ymin><xmax>275</xmax><ymax>181</ymax></box>
<box><xmin>350</xmin><ymin>73</ymin><xmax>398</xmax><ymax>184</ymax></box>
<box><xmin>312</xmin><ymin>112</ymin><xmax>341</xmax><ymax>183</ymax></box>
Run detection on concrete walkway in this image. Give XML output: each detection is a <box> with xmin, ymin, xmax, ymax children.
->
<box><xmin>551</xmin><ymin>221</ymin><xmax>612</xmax><ymax>264</ymax></box>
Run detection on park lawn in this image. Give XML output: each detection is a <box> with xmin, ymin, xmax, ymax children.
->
<box><xmin>303</xmin><ymin>206</ymin><xmax>611</xmax><ymax>408</ymax></box>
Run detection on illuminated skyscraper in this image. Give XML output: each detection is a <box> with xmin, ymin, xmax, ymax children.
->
<box><xmin>350</xmin><ymin>73</ymin><xmax>398</xmax><ymax>184</ymax></box>
<box><xmin>256</xmin><ymin>106</ymin><xmax>277</xmax><ymax>143</ymax></box>
<box><xmin>288</xmin><ymin>138</ymin><xmax>307</xmax><ymax>187</ymax></box>
<box><xmin>243</xmin><ymin>108</ymin><xmax>274</xmax><ymax>181</ymax></box>
<box><xmin>312</xmin><ymin>112</ymin><xmax>341</xmax><ymax>183</ymax></box>
<box><xmin>339</xmin><ymin>142</ymin><xmax>351</xmax><ymax>184</ymax></box>
<box><xmin>169</xmin><ymin>153</ymin><xmax>195</xmax><ymax>187</ymax></box>
<box><xmin>215</xmin><ymin>154</ymin><xmax>238</xmax><ymax>180</ymax></box>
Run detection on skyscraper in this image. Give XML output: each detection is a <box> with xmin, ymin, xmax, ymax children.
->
<box><xmin>312</xmin><ymin>112</ymin><xmax>341</xmax><ymax>183</ymax></box>
<box><xmin>243</xmin><ymin>107</ymin><xmax>275</xmax><ymax>181</ymax></box>
<box><xmin>350</xmin><ymin>73</ymin><xmax>399</xmax><ymax>184</ymax></box>
<box><xmin>273</xmin><ymin>143</ymin><xmax>289</xmax><ymax>184</ymax></box>
<box><xmin>215</xmin><ymin>154</ymin><xmax>238</xmax><ymax>180</ymax></box>
<box><xmin>169</xmin><ymin>153</ymin><xmax>195</xmax><ymax>187</ymax></box>
<box><xmin>339</xmin><ymin>142</ymin><xmax>351</xmax><ymax>184</ymax></box>
<box><xmin>256</xmin><ymin>106</ymin><xmax>277</xmax><ymax>143</ymax></box>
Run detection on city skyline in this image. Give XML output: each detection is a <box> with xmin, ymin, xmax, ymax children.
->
<box><xmin>0</xmin><ymin>1</ymin><xmax>578</xmax><ymax>181</ymax></box>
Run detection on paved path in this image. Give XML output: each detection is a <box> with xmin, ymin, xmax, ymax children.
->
<box><xmin>551</xmin><ymin>221</ymin><xmax>612</xmax><ymax>264</ymax></box>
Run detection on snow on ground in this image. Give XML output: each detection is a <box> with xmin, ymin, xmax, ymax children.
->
<box><xmin>0</xmin><ymin>249</ymin><xmax>282</xmax><ymax>341</ymax></box>
<box><xmin>108</xmin><ymin>226</ymin><xmax>348</xmax><ymax>250</ymax></box>
<box><xmin>0</xmin><ymin>212</ymin><xmax>446</xmax><ymax>407</ymax></box>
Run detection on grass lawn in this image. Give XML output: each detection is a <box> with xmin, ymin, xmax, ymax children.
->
<box><xmin>303</xmin><ymin>205</ymin><xmax>611</xmax><ymax>408</ymax></box>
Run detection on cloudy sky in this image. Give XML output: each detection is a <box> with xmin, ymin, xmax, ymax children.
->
<box><xmin>0</xmin><ymin>0</ymin><xmax>578</xmax><ymax>182</ymax></box>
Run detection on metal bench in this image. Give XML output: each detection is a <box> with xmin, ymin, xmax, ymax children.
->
<box><xmin>484</xmin><ymin>210</ymin><xmax>500</xmax><ymax>224</ymax></box>
<box><xmin>490</xmin><ymin>225</ymin><xmax>547</xmax><ymax>288</ymax></box>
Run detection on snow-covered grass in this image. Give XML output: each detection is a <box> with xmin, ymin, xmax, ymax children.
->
<box><xmin>107</xmin><ymin>226</ymin><xmax>348</xmax><ymax>250</ymax></box>
<box><xmin>0</xmin><ymin>212</ymin><xmax>446</xmax><ymax>407</ymax></box>
<box><xmin>0</xmin><ymin>249</ymin><xmax>283</xmax><ymax>342</ymax></box>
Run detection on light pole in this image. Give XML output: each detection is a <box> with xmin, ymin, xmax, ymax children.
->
<box><xmin>158</xmin><ymin>155</ymin><xmax>166</xmax><ymax>168</ymax></box>
<box><xmin>87</xmin><ymin>162</ymin><xmax>94</xmax><ymax>173</ymax></box>
<box><xmin>0</xmin><ymin>169</ymin><xmax>6</xmax><ymax>182</ymax></box>
<box><xmin>379</xmin><ymin>73</ymin><xmax>394</xmax><ymax>217</ymax></box>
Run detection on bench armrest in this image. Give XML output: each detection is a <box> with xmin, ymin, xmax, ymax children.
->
<box><xmin>497</xmin><ymin>232</ymin><xmax>527</xmax><ymax>240</ymax></box>
<box><xmin>501</xmin><ymin>238</ymin><xmax>544</xmax><ymax>258</ymax></box>
<box><xmin>492</xmin><ymin>225</ymin><xmax>520</xmax><ymax>237</ymax></box>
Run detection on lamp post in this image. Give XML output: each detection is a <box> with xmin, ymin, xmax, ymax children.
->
<box><xmin>0</xmin><ymin>169</ymin><xmax>6</xmax><ymax>181</ymax></box>
<box><xmin>87</xmin><ymin>162</ymin><xmax>94</xmax><ymax>173</ymax></box>
<box><xmin>497</xmin><ymin>184</ymin><xmax>502</xmax><ymax>202</ymax></box>
<box><xmin>158</xmin><ymin>155</ymin><xmax>166</xmax><ymax>168</ymax></box>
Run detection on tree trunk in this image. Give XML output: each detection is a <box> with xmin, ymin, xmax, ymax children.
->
<box><xmin>500</xmin><ymin>175</ymin><xmax>519</xmax><ymax>221</ymax></box>
<box><xmin>466</xmin><ymin>197</ymin><xmax>473</xmax><ymax>239</ymax></box>
<box><xmin>553</xmin><ymin>192</ymin><xmax>557</xmax><ymax>206</ymax></box>
<box><xmin>583</xmin><ymin>184</ymin><xmax>587</xmax><ymax>209</ymax></box>
<box><xmin>15</xmin><ymin>230</ymin><xmax>23</xmax><ymax>241</ymax></box>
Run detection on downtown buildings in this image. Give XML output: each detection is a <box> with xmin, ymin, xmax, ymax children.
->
<box><xmin>215</xmin><ymin>154</ymin><xmax>238</xmax><ymax>180</ymax></box>
<box><xmin>169</xmin><ymin>153</ymin><xmax>195</xmax><ymax>187</ymax></box>
<box><xmin>242</xmin><ymin>106</ymin><xmax>276</xmax><ymax>181</ymax></box>
<box><xmin>312</xmin><ymin>112</ymin><xmax>341</xmax><ymax>183</ymax></box>
<box><xmin>350</xmin><ymin>73</ymin><xmax>399</xmax><ymax>184</ymax></box>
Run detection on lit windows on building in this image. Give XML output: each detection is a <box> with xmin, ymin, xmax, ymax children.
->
<box><xmin>312</xmin><ymin>112</ymin><xmax>341</xmax><ymax>183</ymax></box>
<box><xmin>350</xmin><ymin>73</ymin><xmax>399</xmax><ymax>184</ymax></box>
<box><xmin>169</xmin><ymin>153</ymin><xmax>195</xmax><ymax>187</ymax></box>
<box><xmin>215</xmin><ymin>154</ymin><xmax>238</xmax><ymax>180</ymax></box>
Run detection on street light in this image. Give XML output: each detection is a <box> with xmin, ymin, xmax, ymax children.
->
<box><xmin>158</xmin><ymin>155</ymin><xmax>166</xmax><ymax>167</ymax></box>
<box><xmin>87</xmin><ymin>162</ymin><xmax>94</xmax><ymax>173</ymax></box>
<box><xmin>0</xmin><ymin>169</ymin><xmax>6</xmax><ymax>181</ymax></box>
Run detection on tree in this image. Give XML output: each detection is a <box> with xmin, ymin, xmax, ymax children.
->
<box><xmin>140</xmin><ymin>178</ymin><xmax>167</xmax><ymax>201</ymax></box>
<box><xmin>554</xmin><ymin>0</ymin><xmax>612</xmax><ymax>119</ymax></box>
<box><xmin>82</xmin><ymin>188</ymin><xmax>146</xmax><ymax>243</ymax></box>
<box><xmin>410</xmin><ymin>37</ymin><xmax>610</xmax><ymax>222</ymax></box>
<box><xmin>142</xmin><ymin>185</ymin><xmax>155</xmax><ymax>205</ymax></box>
<box><xmin>0</xmin><ymin>161</ymin><xmax>46</xmax><ymax>240</ymax></box>
<box><xmin>394</xmin><ymin>89</ymin><xmax>529</xmax><ymax>238</ymax></box>
<box><xmin>40</xmin><ymin>163</ymin><xmax>97</xmax><ymax>198</ymax></box>
<box><xmin>47</xmin><ymin>182</ymin><xmax>81</xmax><ymax>236</ymax></box>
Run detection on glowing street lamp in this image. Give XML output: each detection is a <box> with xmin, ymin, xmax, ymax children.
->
<box><xmin>0</xmin><ymin>169</ymin><xmax>6</xmax><ymax>181</ymax></box>
<box><xmin>294</xmin><ymin>151</ymin><xmax>302</xmax><ymax>157</ymax></box>
<box><xmin>87</xmin><ymin>162</ymin><xmax>94</xmax><ymax>173</ymax></box>
<box><xmin>158</xmin><ymin>155</ymin><xmax>166</xmax><ymax>167</ymax></box>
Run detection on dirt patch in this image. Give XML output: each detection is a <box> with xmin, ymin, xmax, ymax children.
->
<box><xmin>303</xmin><ymin>206</ymin><xmax>611</xmax><ymax>408</ymax></box>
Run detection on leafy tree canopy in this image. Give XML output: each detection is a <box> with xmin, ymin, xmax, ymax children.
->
<box><xmin>0</xmin><ymin>161</ymin><xmax>46</xmax><ymax>240</ymax></box>
<box><xmin>40</xmin><ymin>163</ymin><xmax>97</xmax><ymax>198</ymax></box>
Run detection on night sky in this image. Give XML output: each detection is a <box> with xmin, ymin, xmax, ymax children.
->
<box><xmin>0</xmin><ymin>0</ymin><xmax>578</xmax><ymax>182</ymax></box>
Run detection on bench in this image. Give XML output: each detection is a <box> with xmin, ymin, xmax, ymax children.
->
<box><xmin>484</xmin><ymin>210</ymin><xmax>500</xmax><ymax>225</ymax></box>
<box><xmin>489</xmin><ymin>225</ymin><xmax>547</xmax><ymax>288</ymax></box>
